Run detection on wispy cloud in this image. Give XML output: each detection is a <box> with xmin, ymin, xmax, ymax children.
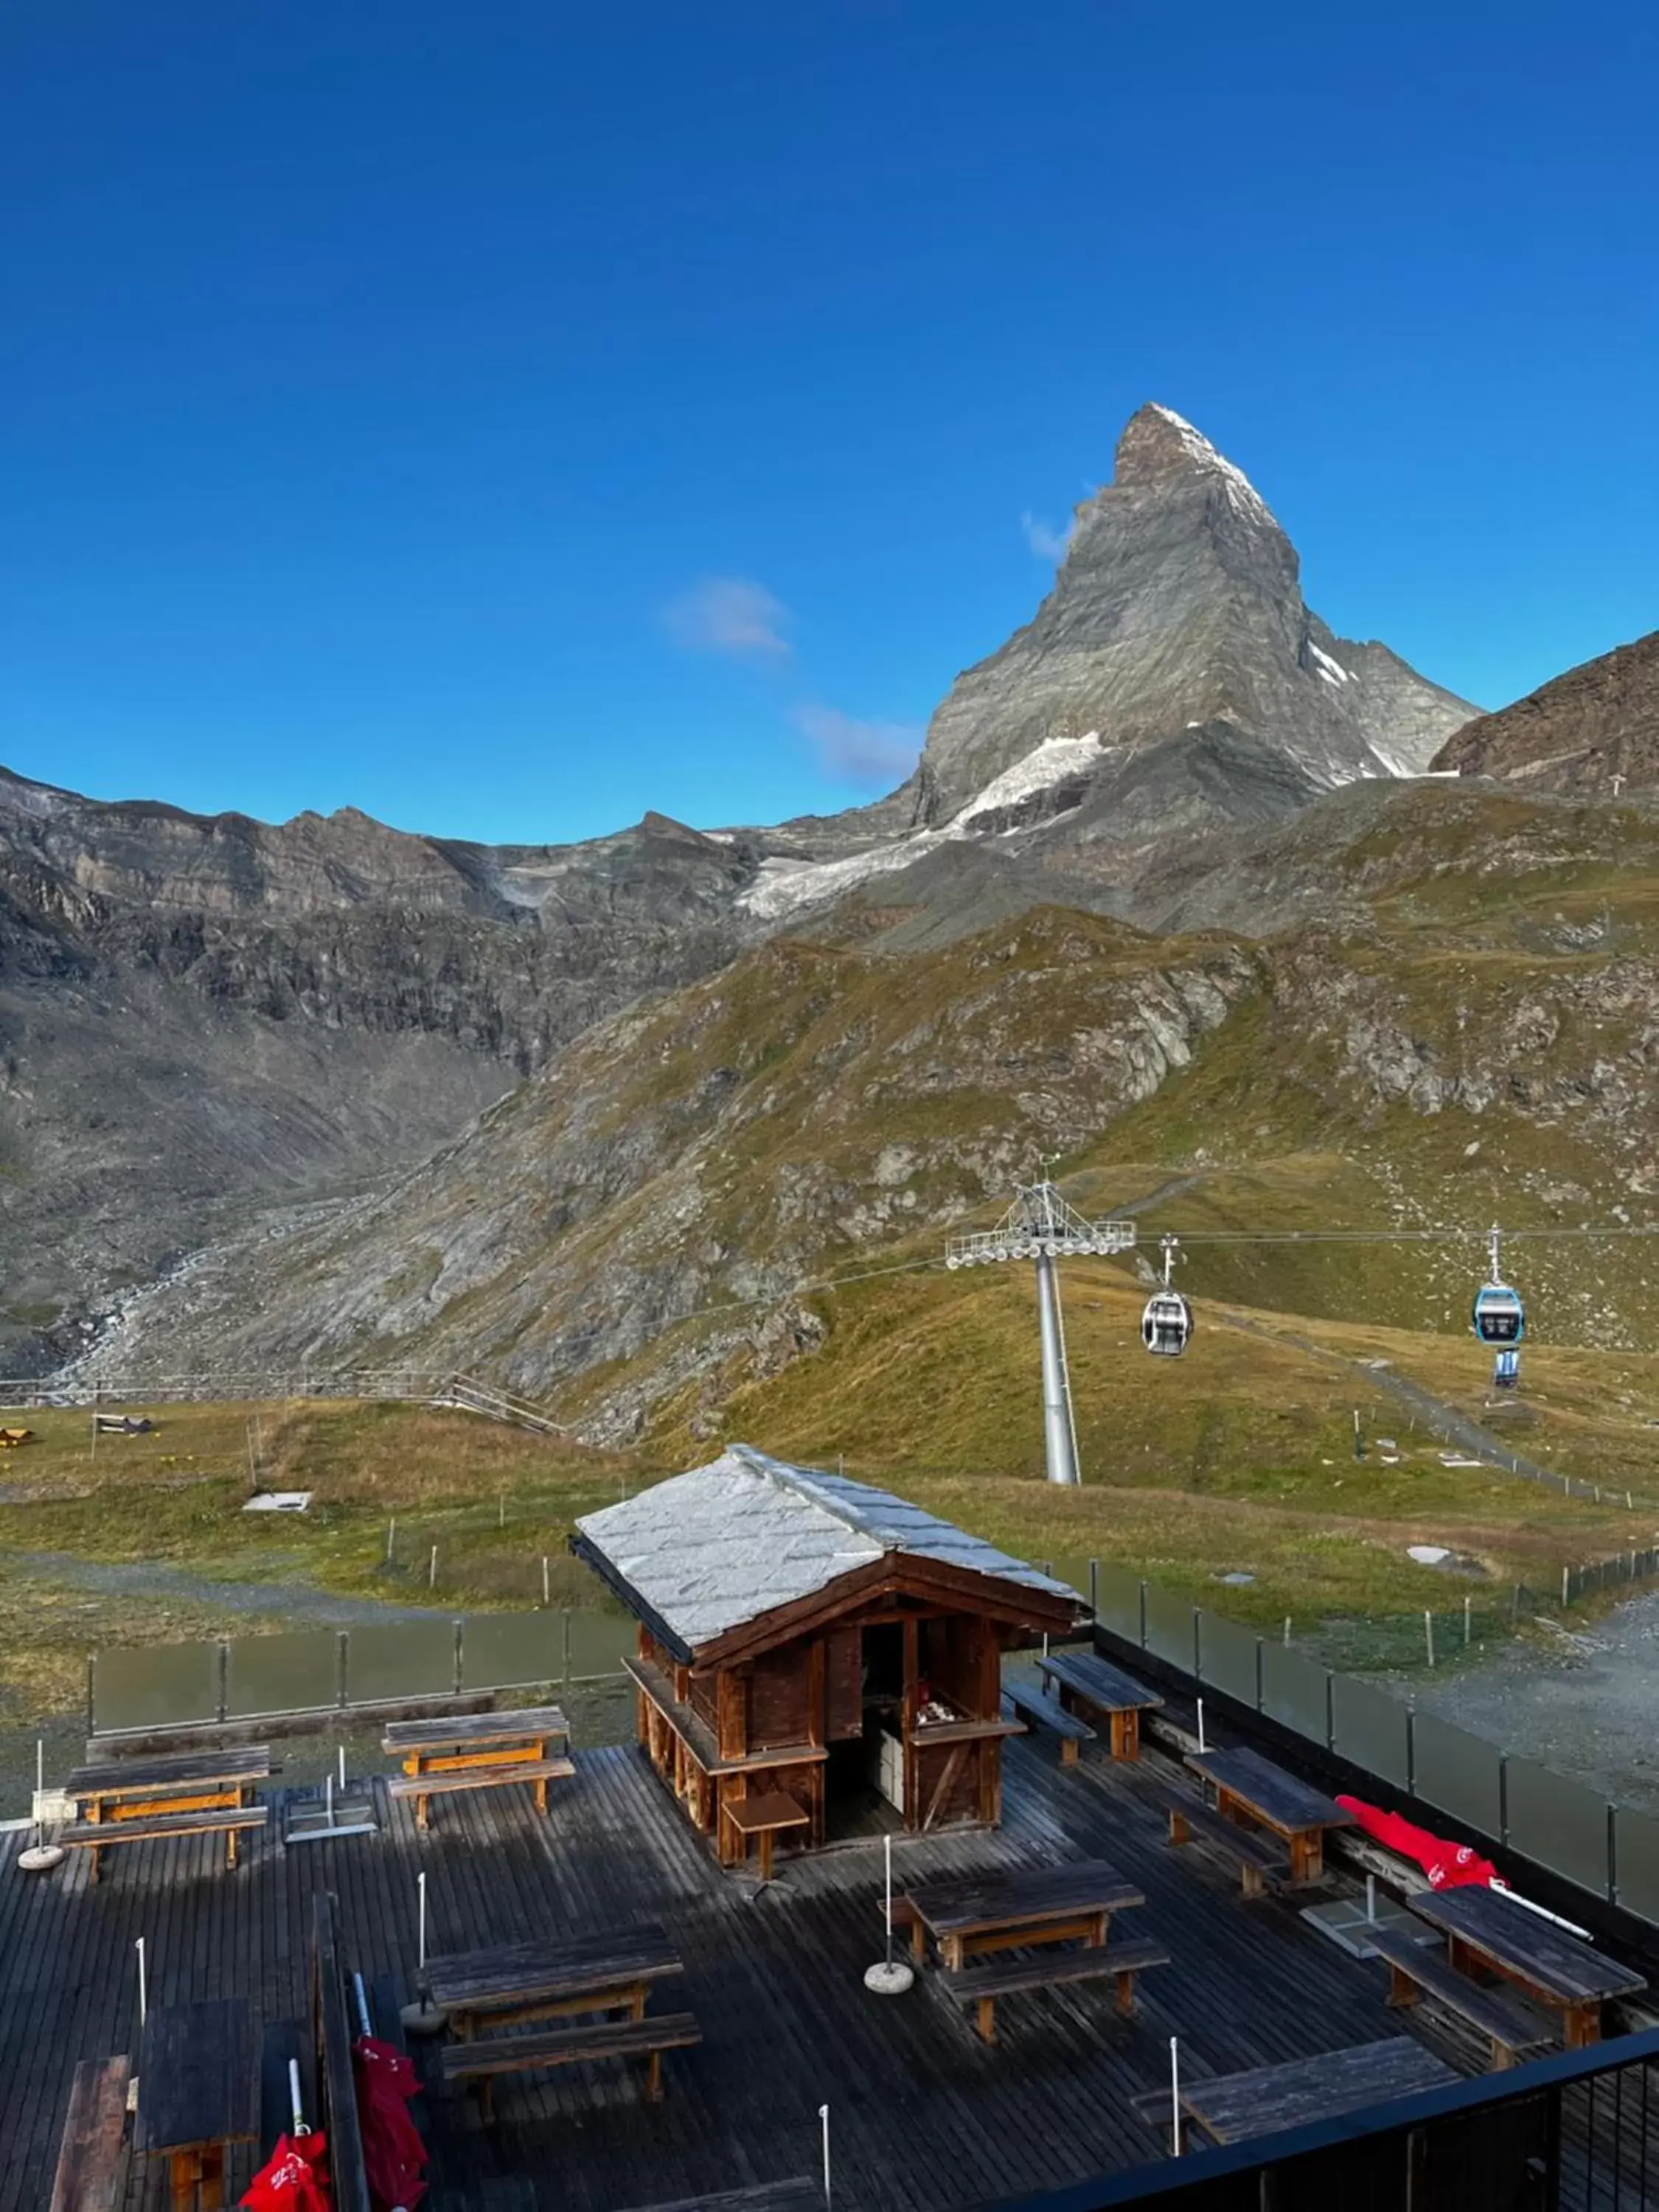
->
<box><xmin>794</xmin><ymin>702</ymin><xmax>922</xmax><ymax>787</ymax></box>
<box><xmin>1021</xmin><ymin>509</ymin><xmax>1076</xmax><ymax>563</ymax></box>
<box><xmin>662</xmin><ymin>575</ymin><xmax>793</xmax><ymax>660</ymax></box>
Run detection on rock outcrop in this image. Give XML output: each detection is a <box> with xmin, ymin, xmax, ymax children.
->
<box><xmin>1431</xmin><ymin>629</ymin><xmax>1659</xmax><ymax>795</ymax></box>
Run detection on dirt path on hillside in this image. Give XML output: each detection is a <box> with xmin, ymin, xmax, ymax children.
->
<box><xmin>0</xmin><ymin>1548</ymin><xmax>445</xmax><ymax>1627</ymax></box>
<box><xmin>1214</xmin><ymin>1310</ymin><xmax>1574</xmax><ymax>1494</ymax></box>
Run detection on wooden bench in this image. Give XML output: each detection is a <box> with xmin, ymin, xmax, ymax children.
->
<box><xmin>49</xmin><ymin>2056</ymin><xmax>131</xmax><ymax>2212</ymax></box>
<box><xmin>945</xmin><ymin>1937</ymin><xmax>1170</xmax><ymax>2044</ymax></box>
<box><xmin>1367</xmin><ymin>1921</ymin><xmax>1554</xmax><ymax>2071</ymax></box>
<box><xmin>613</xmin><ymin>2184</ymin><xmax>821</xmax><ymax>2212</ymax></box>
<box><xmin>1003</xmin><ymin>1681</ymin><xmax>1096</xmax><ymax>1766</ymax></box>
<box><xmin>439</xmin><ymin>2009</ymin><xmax>703</xmax><ymax>2120</ymax></box>
<box><xmin>59</xmin><ymin>1804</ymin><xmax>268</xmax><ymax>1884</ymax></box>
<box><xmin>1158</xmin><ymin>1790</ymin><xmax>1287</xmax><ymax>1897</ymax></box>
<box><xmin>386</xmin><ymin>1753</ymin><xmax>574</xmax><ymax>1831</ymax></box>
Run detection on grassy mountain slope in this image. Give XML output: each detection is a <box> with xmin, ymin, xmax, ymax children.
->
<box><xmin>71</xmin><ymin>783</ymin><xmax>1659</xmax><ymax>1484</ymax></box>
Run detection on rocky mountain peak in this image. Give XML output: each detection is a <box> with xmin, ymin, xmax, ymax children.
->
<box><xmin>900</xmin><ymin>403</ymin><xmax>1474</xmax><ymax>832</ymax></box>
<box><xmin>1112</xmin><ymin>403</ymin><xmax>1276</xmax><ymax>520</ymax></box>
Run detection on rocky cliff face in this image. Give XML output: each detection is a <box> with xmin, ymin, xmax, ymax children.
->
<box><xmin>1430</xmin><ymin>629</ymin><xmax>1659</xmax><ymax>794</ymax></box>
<box><xmin>0</xmin><ymin>771</ymin><xmax>757</xmax><ymax>1369</ymax></box>
<box><xmin>900</xmin><ymin>404</ymin><xmax>1476</xmax><ymax>832</ymax></box>
<box><xmin>61</xmin><ymin>778</ymin><xmax>1659</xmax><ymax>1429</ymax></box>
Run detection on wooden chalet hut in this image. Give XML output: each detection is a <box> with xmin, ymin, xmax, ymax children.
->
<box><xmin>571</xmin><ymin>1444</ymin><xmax>1086</xmax><ymax>1866</ymax></box>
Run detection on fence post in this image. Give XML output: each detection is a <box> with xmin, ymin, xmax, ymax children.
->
<box><xmin>1406</xmin><ymin>1706</ymin><xmax>1416</xmax><ymax>1797</ymax></box>
<box><xmin>336</xmin><ymin>1630</ymin><xmax>350</xmax><ymax>1710</ymax></box>
<box><xmin>1323</xmin><ymin>1670</ymin><xmax>1334</xmax><ymax>1752</ymax></box>
<box><xmin>1607</xmin><ymin>1804</ymin><xmax>1618</xmax><ymax>1906</ymax></box>
<box><xmin>1253</xmin><ymin>1638</ymin><xmax>1263</xmax><ymax>1714</ymax></box>
<box><xmin>86</xmin><ymin>1653</ymin><xmax>96</xmax><ymax>1738</ymax></box>
<box><xmin>562</xmin><ymin>1608</ymin><xmax>573</xmax><ymax>1688</ymax></box>
<box><xmin>215</xmin><ymin>1641</ymin><xmax>229</xmax><ymax>1723</ymax></box>
<box><xmin>1088</xmin><ymin>1557</ymin><xmax>1099</xmax><ymax>1620</ymax></box>
<box><xmin>1137</xmin><ymin>1580</ymin><xmax>1147</xmax><ymax>1649</ymax></box>
<box><xmin>453</xmin><ymin>1618</ymin><xmax>464</xmax><ymax>1695</ymax></box>
<box><xmin>1499</xmin><ymin>1755</ymin><xmax>1510</xmax><ymax>1847</ymax></box>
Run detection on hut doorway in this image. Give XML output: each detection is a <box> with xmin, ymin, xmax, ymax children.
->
<box><xmin>823</xmin><ymin>1621</ymin><xmax>905</xmax><ymax>1843</ymax></box>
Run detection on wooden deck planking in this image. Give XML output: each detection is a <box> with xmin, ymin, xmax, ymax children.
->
<box><xmin>0</xmin><ymin>1735</ymin><xmax>1512</xmax><ymax>2212</ymax></box>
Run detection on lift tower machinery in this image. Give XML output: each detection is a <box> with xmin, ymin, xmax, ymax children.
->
<box><xmin>945</xmin><ymin>1175</ymin><xmax>1136</xmax><ymax>1487</ymax></box>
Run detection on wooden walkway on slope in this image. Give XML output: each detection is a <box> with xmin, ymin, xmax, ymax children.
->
<box><xmin>0</xmin><ymin>1736</ymin><xmax>1481</xmax><ymax>2212</ymax></box>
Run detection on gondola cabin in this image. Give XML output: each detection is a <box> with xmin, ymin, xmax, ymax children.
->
<box><xmin>571</xmin><ymin>1445</ymin><xmax>1087</xmax><ymax>1866</ymax></box>
<box><xmin>1472</xmin><ymin>1283</ymin><xmax>1526</xmax><ymax>1345</ymax></box>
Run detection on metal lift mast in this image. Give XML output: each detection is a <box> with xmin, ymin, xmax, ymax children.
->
<box><xmin>945</xmin><ymin>1176</ymin><xmax>1135</xmax><ymax>1486</ymax></box>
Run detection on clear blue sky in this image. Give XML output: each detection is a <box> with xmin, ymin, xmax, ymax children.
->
<box><xmin>3</xmin><ymin>1</ymin><xmax>1655</xmax><ymax>844</ymax></box>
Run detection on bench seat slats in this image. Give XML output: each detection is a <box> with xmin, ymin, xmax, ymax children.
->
<box><xmin>439</xmin><ymin>2011</ymin><xmax>702</xmax><ymax>2082</ymax></box>
<box><xmin>59</xmin><ymin>1808</ymin><xmax>268</xmax><ymax>1848</ymax></box>
<box><xmin>1158</xmin><ymin>1791</ymin><xmax>1287</xmax><ymax>1878</ymax></box>
<box><xmin>946</xmin><ymin>1938</ymin><xmax>1170</xmax><ymax>2003</ymax></box>
<box><xmin>49</xmin><ymin>2057</ymin><xmax>131</xmax><ymax>2212</ymax></box>
<box><xmin>1003</xmin><ymin>1684</ymin><xmax>1096</xmax><ymax>1741</ymax></box>
<box><xmin>1367</xmin><ymin>1923</ymin><xmax>1554</xmax><ymax>2062</ymax></box>
<box><xmin>386</xmin><ymin>1756</ymin><xmax>573</xmax><ymax>1800</ymax></box>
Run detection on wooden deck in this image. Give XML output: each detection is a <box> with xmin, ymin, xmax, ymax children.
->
<box><xmin>0</xmin><ymin>1734</ymin><xmax>1510</xmax><ymax>2212</ymax></box>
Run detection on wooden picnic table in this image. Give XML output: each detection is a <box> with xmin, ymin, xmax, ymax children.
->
<box><xmin>136</xmin><ymin>1997</ymin><xmax>257</xmax><ymax>2212</ymax></box>
<box><xmin>719</xmin><ymin>1791</ymin><xmax>808</xmax><ymax>1883</ymax></box>
<box><xmin>425</xmin><ymin>1921</ymin><xmax>684</xmax><ymax>2039</ymax></box>
<box><xmin>1171</xmin><ymin>2036</ymin><xmax>1456</xmax><ymax>2148</ymax></box>
<box><xmin>1184</xmin><ymin>1745</ymin><xmax>1350</xmax><ymax>1883</ymax></box>
<box><xmin>66</xmin><ymin>1749</ymin><xmax>270</xmax><ymax>1822</ymax></box>
<box><xmin>382</xmin><ymin>1704</ymin><xmax>567</xmax><ymax>1773</ymax></box>
<box><xmin>905</xmin><ymin>1859</ymin><xmax>1143</xmax><ymax>1971</ymax></box>
<box><xmin>1037</xmin><ymin>1652</ymin><xmax>1163</xmax><ymax>1760</ymax></box>
<box><xmin>1410</xmin><ymin>1883</ymin><xmax>1647</xmax><ymax>2048</ymax></box>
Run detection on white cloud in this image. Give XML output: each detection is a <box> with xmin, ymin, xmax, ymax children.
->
<box><xmin>663</xmin><ymin>575</ymin><xmax>793</xmax><ymax>660</ymax></box>
<box><xmin>793</xmin><ymin>702</ymin><xmax>922</xmax><ymax>787</ymax></box>
<box><xmin>1021</xmin><ymin>509</ymin><xmax>1076</xmax><ymax>563</ymax></box>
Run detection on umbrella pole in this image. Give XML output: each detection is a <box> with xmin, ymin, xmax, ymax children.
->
<box><xmin>400</xmin><ymin>1869</ymin><xmax>448</xmax><ymax>2036</ymax></box>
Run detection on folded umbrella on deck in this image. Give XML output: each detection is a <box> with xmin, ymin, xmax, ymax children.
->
<box><xmin>1338</xmin><ymin>1795</ymin><xmax>1498</xmax><ymax>1890</ymax></box>
<box><xmin>352</xmin><ymin>2035</ymin><xmax>428</xmax><ymax>2211</ymax></box>
<box><xmin>241</xmin><ymin>2131</ymin><xmax>331</xmax><ymax>2211</ymax></box>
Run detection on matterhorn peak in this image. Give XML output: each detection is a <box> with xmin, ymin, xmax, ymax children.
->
<box><xmin>1111</xmin><ymin>403</ymin><xmax>1277</xmax><ymax>529</ymax></box>
<box><xmin>901</xmin><ymin>401</ymin><xmax>1475</xmax><ymax>830</ymax></box>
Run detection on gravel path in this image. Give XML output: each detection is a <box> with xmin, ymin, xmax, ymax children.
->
<box><xmin>2</xmin><ymin>1548</ymin><xmax>445</xmax><ymax>1627</ymax></box>
<box><xmin>1412</xmin><ymin>1588</ymin><xmax>1659</xmax><ymax>1814</ymax></box>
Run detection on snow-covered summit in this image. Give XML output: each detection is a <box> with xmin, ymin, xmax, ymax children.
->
<box><xmin>1113</xmin><ymin>403</ymin><xmax>1279</xmax><ymax>532</ymax></box>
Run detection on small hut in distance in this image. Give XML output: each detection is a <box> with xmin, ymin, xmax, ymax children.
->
<box><xmin>571</xmin><ymin>1445</ymin><xmax>1086</xmax><ymax>1865</ymax></box>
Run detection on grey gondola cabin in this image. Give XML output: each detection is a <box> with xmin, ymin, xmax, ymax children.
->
<box><xmin>571</xmin><ymin>1446</ymin><xmax>1087</xmax><ymax>1865</ymax></box>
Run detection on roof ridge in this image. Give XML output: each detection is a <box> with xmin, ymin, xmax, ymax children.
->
<box><xmin>727</xmin><ymin>1442</ymin><xmax>900</xmax><ymax>1551</ymax></box>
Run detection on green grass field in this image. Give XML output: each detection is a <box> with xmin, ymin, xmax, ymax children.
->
<box><xmin>4</xmin><ymin>1260</ymin><xmax>1658</xmax><ymax>1727</ymax></box>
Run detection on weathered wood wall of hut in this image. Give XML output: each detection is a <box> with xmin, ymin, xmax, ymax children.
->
<box><xmin>919</xmin><ymin>1614</ymin><xmax>998</xmax><ymax>1718</ymax></box>
<box><xmin>748</xmin><ymin>1644</ymin><xmax>813</xmax><ymax>1750</ymax></box>
<box><xmin>912</xmin><ymin>1736</ymin><xmax>984</xmax><ymax>1829</ymax></box>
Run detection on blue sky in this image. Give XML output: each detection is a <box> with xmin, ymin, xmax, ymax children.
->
<box><xmin>2</xmin><ymin>0</ymin><xmax>1656</xmax><ymax>844</ymax></box>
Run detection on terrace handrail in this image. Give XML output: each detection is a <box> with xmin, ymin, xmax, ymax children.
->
<box><xmin>981</xmin><ymin>2022</ymin><xmax>1659</xmax><ymax>2208</ymax></box>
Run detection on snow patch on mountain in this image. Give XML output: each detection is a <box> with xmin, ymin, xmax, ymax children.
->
<box><xmin>742</xmin><ymin>731</ymin><xmax>1110</xmax><ymax>919</ymax></box>
<box><xmin>1143</xmin><ymin>404</ymin><xmax>1277</xmax><ymax>532</ymax></box>
<box><xmin>1310</xmin><ymin>643</ymin><xmax>1352</xmax><ymax>686</ymax></box>
<box><xmin>952</xmin><ymin>732</ymin><xmax>1105</xmax><ymax>830</ymax></box>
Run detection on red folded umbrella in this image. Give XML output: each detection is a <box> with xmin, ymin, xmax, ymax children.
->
<box><xmin>241</xmin><ymin>2131</ymin><xmax>331</xmax><ymax>2212</ymax></box>
<box><xmin>352</xmin><ymin>2036</ymin><xmax>428</xmax><ymax>2211</ymax></box>
<box><xmin>1338</xmin><ymin>1795</ymin><xmax>1498</xmax><ymax>1891</ymax></box>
